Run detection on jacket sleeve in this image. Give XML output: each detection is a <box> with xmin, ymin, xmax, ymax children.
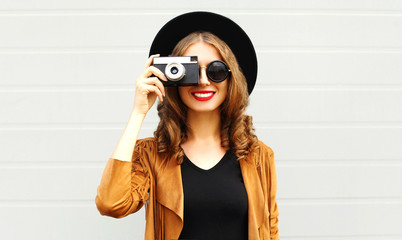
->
<box><xmin>95</xmin><ymin>139</ymin><xmax>153</xmax><ymax>218</ymax></box>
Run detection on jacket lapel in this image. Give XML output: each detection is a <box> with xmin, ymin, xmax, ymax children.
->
<box><xmin>155</xmin><ymin>158</ymin><xmax>184</xmax><ymax>222</ymax></box>
<box><xmin>240</xmin><ymin>157</ymin><xmax>265</xmax><ymax>238</ymax></box>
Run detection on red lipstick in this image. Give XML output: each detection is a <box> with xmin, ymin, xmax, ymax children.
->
<box><xmin>191</xmin><ymin>91</ymin><xmax>216</xmax><ymax>101</ymax></box>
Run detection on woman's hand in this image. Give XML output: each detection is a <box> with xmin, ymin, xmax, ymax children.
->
<box><xmin>132</xmin><ymin>54</ymin><xmax>168</xmax><ymax>115</ymax></box>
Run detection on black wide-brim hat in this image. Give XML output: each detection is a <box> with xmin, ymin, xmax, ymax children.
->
<box><xmin>149</xmin><ymin>11</ymin><xmax>257</xmax><ymax>94</ymax></box>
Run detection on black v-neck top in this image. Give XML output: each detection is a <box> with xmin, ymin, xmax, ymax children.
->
<box><xmin>178</xmin><ymin>151</ymin><xmax>248</xmax><ymax>240</ymax></box>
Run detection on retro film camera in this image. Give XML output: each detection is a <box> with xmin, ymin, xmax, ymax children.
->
<box><xmin>152</xmin><ymin>56</ymin><xmax>199</xmax><ymax>86</ymax></box>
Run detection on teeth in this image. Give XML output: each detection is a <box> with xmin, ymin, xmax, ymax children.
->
<box><xmin>193</xmin><ymin>92</ymin><xmax>214</xmax><ymax>97</ymax></box>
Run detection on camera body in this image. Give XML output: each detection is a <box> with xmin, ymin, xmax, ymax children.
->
<box><xmin>152</xmin><ymin>56</ymin><xmax>199</xmax><ymax>86</ymax></box>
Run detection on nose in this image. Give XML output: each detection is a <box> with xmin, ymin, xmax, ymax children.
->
<box><xmin>199</xmin><ymin>67</ymin><xmax>211</xmax><ymax>86</ymax></box>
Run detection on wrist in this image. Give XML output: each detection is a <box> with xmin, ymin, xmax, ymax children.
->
<box><xmin>129</xmin><ymin>110</ymin><xmax>147</xmax><ymax>120</ymax></box>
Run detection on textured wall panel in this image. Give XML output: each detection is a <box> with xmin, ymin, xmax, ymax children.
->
<box><xmin>0</xmin><ymin>15</ymin><xmax>401</xmax><ymax>49</ymax></box>
<box><xmin>0</xmin><ymin>203</ymin><xmax>400</xmax><ymax>239</ymax></box>
<box><xmin>1</xmin><ymin>164</ymin><xmax>401</xmax><ymax>200</ymax></box>
<box><xmin>1</xmin><ymin>51</ymin><xmax>401</xmax><ymax>86</ymax></box>
<box><xmin>1</xmin><ymin>128</ymin><xmax>401</xmax><ymax>163</ymax></box>
<box><xmin>1</xmin><ymin>0</ymin><xmax>401</xmax><ymax>11</ymax></box>
<box><xmin>0</xmin><ymin>90</ymin><xmax>400</xmax><ymax>124</ymax></box>
<box><xmin>0</xmin><ymin>206</ymin><xmax>145</xmax><ymax>240</ymax></box>
<box><xmin>279</xmin><ymin>202</ymin><xmax>402</xmax><ymax>236</ymax></box>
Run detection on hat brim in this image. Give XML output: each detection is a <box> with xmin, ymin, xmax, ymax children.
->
<box><xmin>149</xmin><ymin>11</ymin><xmax>257</xmax><ymax>94</ymax></box>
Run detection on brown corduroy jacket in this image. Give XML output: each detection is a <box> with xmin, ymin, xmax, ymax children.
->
<box><xmin>95</xmin><ymin>138</ymin><xmax>279</xmax><ymax>239</ymax></box>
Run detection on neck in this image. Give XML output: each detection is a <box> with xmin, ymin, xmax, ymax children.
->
<box><xmin>186</xmin><ymin>109</ymin><xmax>221</xmax><ymax>143</ymax></box>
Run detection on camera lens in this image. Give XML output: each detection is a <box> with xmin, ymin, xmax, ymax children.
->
<box><xmin>171</xmin><ymin>67</ymin><xmax>179</xmax><ymax>75</ymax></box>
<box><xmin>165</xmin><ymin>62</ymin><xmax>185</xmax><ymax>81</ymax></box>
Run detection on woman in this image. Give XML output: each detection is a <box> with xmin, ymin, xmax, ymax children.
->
<box><xmin>96</xmin><ymin>12</ymin><xmax>279</xmax><ymax>240</ymax></box>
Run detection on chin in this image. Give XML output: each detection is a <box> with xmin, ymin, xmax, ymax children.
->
<box><xmin>188</xmin><ymin>106</ymin><xmax>221</xmax><ymax>113</ymax></box>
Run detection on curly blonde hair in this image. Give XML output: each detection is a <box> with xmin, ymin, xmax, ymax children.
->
<box><xmin>154</xmin><ymin>32</ymin><xmax>258</xmax><ymax>163</ymax></box>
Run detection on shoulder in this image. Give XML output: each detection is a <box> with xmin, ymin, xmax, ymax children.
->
<box><xmin>254</xmin><ymin>140</ymin><xmax>274</xmax><ymax>159</ymax></box>
<box><xmin>133</xmin><ymin>137</ymin><xmax>161</xmax><ymax>168</ymax></box>
<box><xmin>256</xmin><ymin>140</ymin><xmax>274</xmax><ymax>155</ymax></box>
<box><xmin>135</xmin><ymin>137</ymin><xmax>157</xmax><ymax>149</ymax></box>
<box><xmin>251</xmin><ymin>140</ymin><xmax>275</xmax><ymax>168</ymax></box>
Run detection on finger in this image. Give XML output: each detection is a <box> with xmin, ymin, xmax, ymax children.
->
<box><xmin>143</xmin><ymin>85</ymin><xmax>164</xmax><ymax>102</ymax></box>
<box><xmin>143</xmin><ymin>77</ymin><xmax>166</xmax><ymax>97</ymax></box>
<box><xmin>144</xmin><ymin>54</ymin><xmax>160</xmax><ymax>70</ymax></box>
<box><xmin>144</xmin><ymin>66</ymin><xmax>168</xmax><ymax>81</ymax></box>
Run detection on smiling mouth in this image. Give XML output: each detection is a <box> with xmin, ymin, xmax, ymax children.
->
<box><xmin>191</xmin><ymin>91</ymin><xmax>216</xmax><ymax>101</ymax></box>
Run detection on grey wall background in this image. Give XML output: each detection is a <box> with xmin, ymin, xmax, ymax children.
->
<box><xmin>1</xmin><ymin>0</ymin><xmax>402</xmax><ymax>239</ymax></box>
